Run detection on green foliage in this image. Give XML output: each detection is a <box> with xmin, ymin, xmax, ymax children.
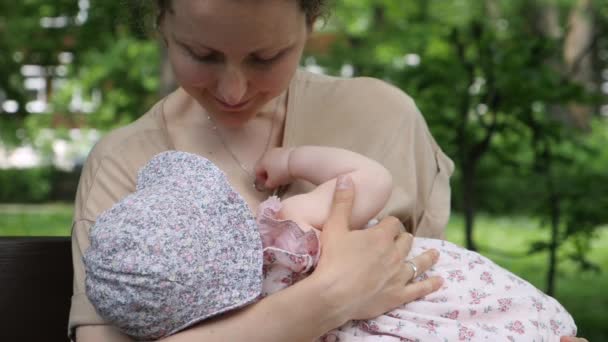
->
<box><xmin>0</xmin><ymin>0</ymin><xmax>161</xmax><ymax>143</ymax></box>
<box><xmin>0</xmin><ymin>168</ymin><xmax>52</xmax><ymax>203</ymax></box>
<box><xmin>0</xmin><ymin>167</ymin><xmax>80</xmax><ymax>203</ymax></box>
<box><xmin>312</xmin><ymin>0</ymin><xmax>608</xmax><ymax>291</ymax></box>
<box><xmin>46</xmin><ymin>35</ymin><xmax>160</xmax><ymax>130</ymax></box>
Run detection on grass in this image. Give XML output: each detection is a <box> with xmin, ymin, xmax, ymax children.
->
<box><xmin>0</xmin><ymin>203</ymin><xmax>73</xmax><ymax>236</ymax></box>
<box><xmin>1</xmin><ymin>204</ymin><xmax>606</xmax><ymax>339</ymax></box>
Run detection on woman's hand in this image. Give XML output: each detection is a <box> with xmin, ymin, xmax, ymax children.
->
<box><xmin>310</xmin><ymin>175</ymin><xmax>443</xmax><ymax>322</ymax></box>
<box><xmin>561</xmin><ymin>337</ymin><xmax>589</xmax><ymax>342</ymax></box>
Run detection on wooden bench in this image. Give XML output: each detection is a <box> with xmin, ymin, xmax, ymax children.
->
<box><xmin>0</xmin><ymin>237</ymin><xmax>72</xmax><ymax>342</ymax></box>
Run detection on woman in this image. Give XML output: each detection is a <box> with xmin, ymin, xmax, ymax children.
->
<box><xmin>68</xmin><ymin>1</ymin><xmax>587</xmax><ymax>341</ymax></box>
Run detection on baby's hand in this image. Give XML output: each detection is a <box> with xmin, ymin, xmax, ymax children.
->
<box><xmin>254</xmin><ymin>147</ymin><xmax>295</xmax><ymax>191</ymax></box>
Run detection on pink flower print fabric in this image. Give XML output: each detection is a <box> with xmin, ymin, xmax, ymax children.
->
<box><xmin>257</xmin><ymin>196</ymin><xmax>320</xmax><ymax>296</ymax></box>
<box><xmin>257</xmin><ymin>197</ymin><xmax>577</xmax><ymax>342</ymax></box>
<box><xmin>84</xmin><ymin>151</ymin><xmax>263</xmax><ymax>340</ymax></box>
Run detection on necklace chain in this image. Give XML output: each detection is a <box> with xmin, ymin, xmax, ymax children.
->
<box><xmin>208</xmin><ymin>94</ymin><xmax>283</xmax><ymax>187</ymax></box>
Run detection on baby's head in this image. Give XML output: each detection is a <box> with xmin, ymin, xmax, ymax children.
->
<box><xmin>84</xmin><ymin>151</ymin><xmax>263</xmax><ymax>340</ymax></box>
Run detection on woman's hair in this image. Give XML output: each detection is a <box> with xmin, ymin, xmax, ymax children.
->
<box><xmin>155</xmin><ymin>0</ymin><xmax>330</xmax><ymax>28</ymax></box>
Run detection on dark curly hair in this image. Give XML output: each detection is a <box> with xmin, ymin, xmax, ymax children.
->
<box><xmin>155</xmin><ymin>0</ymin><xmax>330</xmax><ymax>28</ymax></box>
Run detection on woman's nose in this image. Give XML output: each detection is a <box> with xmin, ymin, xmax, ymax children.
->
<box><xmin>217</xmin><ymin>66</ymin><xmax>248</xmax><ymax>105</ymax></box>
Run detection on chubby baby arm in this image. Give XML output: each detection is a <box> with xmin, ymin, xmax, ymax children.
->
<box><xmin>256</xmin><ymin>146</ymin><xmax>393</xmax><ymax>230</ymax></box>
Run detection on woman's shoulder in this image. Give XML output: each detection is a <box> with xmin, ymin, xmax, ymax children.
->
<box><xmin>292</xmin><ymin>69</ymin><xmax>422</xmax><ymax>133</ymax></box>
<box><xmin>297</xmin><ymin>69</ymin><xmax>407</xmax><ymax>94</ymax></box>
<box><xmin>293</xmin><ymin>69</ymin><xmax>419</xmax><ymax>123</ymax></box>
<box><xmin>75</xmin><ymin>99</ymin><xmax>172</xmax><ymax>219</ymax></box>
<box><xmin>86</xmin><ymin>100</ymin><xmax>171</xmax><ymax>169</ymax></box>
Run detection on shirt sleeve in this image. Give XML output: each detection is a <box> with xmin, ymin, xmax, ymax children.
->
<box><xmin>413</xmin><ymin>126</ymin><xmax>454</xmax><ymax>239</ymax></box>
<box><xmin>377</xmin><ymin>86</ymin><xmax>454</xmax><ymax>239</ymax></box>
<box><xmin>69</xmin><ymin>220</ymin><xmax>128</xmax><ymax>340</ymax></box>
<box><xmin>67</xmin><ymin>146</ymin><xmax>138</xmax><ymax>339</ymax></box>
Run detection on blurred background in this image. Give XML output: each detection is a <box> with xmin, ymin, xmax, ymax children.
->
<box><xmin>0</xmin><ymin>0</ymin><xmax>606</xmax><ymax>339</ymax></box>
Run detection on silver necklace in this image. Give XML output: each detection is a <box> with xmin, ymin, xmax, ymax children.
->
<box><xmin>208</xmin><ymin>93</ymin><xmax>283</xmax><ymax>190</ymax></box>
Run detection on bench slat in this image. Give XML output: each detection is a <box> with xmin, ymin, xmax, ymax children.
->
<box><xmin>0</xmin><ymin>237</ymin><xmax>72</xmax><ymax>342</ymax></box>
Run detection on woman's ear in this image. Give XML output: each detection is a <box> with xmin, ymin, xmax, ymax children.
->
<box><xmin>155</xmin><ymin>22</ymin><xmax>169</xmax><ymax>47</ymax></box>
<box><xmin>306</xmin><ymin>16</ymin><xmax>318</xmax><ymax>34</ymax></box>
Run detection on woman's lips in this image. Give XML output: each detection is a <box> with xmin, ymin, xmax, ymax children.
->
<box><xmin>215</xmin><ymin>97</ymin><xmax>251</xmax><ymax>112</ymax></box>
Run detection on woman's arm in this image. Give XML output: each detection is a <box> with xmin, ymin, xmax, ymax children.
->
<box><xmin>76</xmin><ymin>326</ymin><xmax>133</xmax><ymax>341</ymax></box>
<box><xmin>77</xmin><ymin>177</ymin><xmax>442</xmax><ymax>342</ymax></box>
<box><xmin>255</xmin><ymin>146</ymin><xmax>392</xmax><ymax>229</ymax></box>
<box><xmin>75</xmin><ymin>270</ymin><xmax>345</xmax><ymax>342</ymax></box>
<box><xmin>165</xmin><ymin>175</ymin><xmax>441</xmax><ymax>342</ymax></box>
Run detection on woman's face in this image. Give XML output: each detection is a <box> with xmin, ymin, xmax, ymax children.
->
<box><xmin>162</xmin><ymin>0</ymin><xmax>311</xmax><ymax>128</ymax></box>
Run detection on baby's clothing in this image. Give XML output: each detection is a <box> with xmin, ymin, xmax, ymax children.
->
<box><xmin>85</xmin><ymin>152</ymin><xmax>575</xmax><ymax>341</ymax></box>
<box><xmin>258</xmin><ymin>197</ymin><xmax>577</xmax><ymax>342</ymax></box>
<box><xmin>84</xmin><ymin>151</ymin><xmax>265</xmax><ymax>340</ymax></box>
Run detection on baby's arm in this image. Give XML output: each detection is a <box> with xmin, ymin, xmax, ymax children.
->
<box><xmin>256</xmin><ymin>146</ymin><xmax>392</xmax><ymax>230</ymax></box>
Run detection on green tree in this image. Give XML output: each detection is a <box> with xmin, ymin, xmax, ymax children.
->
<box><xmin>313</xmin><ymin>0</ymin><xmax>606</xmax><ymax>291</ymax></box>
<box><xmin>0</xmin><ymin>0</ymin><xmax>161</xmax><ymax>146</ymax></box>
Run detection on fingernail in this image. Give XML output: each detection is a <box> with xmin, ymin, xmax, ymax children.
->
<box><xmin>336</xmin><ymin>175</ymin><xmax>353</xmax><ymax>190</ymax></box>
<box><xmin>254</xmin><ymin>179</ymin><xmax>268</xmax><ymax>192</ymax></box>
<box><xmin>431</xmin><ymin>249</ymin><xmax>440</xmax><ymax>262</ymax></box>
<box><xmin>436</xmin><ymin>277</ymin><xmax>444</xmax><ymax>289</ymax></box>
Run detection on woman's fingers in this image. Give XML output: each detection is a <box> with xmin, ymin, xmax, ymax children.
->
<box><xmin>389</xmin><ymin>249</ymin><xmax>443</xmax><ymax>307</ymax></box>
<box><xmin>397</xmin><ymin>276</ymin><xmax>444</xmax><ymax>304</ymax></box>
<box><xmin>323</xmin><ymin>175</ymin><xmax>355</xmax><ymax>234</ymax></box>
<box><xmin>370</xmin><ymin>216</ymin><xmax>405</xmax><ymax>245</ymax></box>
<box><xmin>402</xmin><ymin>249</ymin><xmax>439</xmax><ymax>282</ymax></box>
<box><xmin>394</xmin><ymin>232</ymin><xmax>414</xmax><ymax>258</ymax></box>
<box><xmin>560</xmin><ymin>337</ymin><xmax>589</xmax><ymax>342</ymax></box>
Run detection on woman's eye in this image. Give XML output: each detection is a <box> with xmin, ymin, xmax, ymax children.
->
<box><xmin>191</xmin><ymin>53</ymin><xmax>221</xmax><ymax>63</ymax></box>
<box><xmin>251</xmin><ymin>53</ymin><xmax>282</xmax><ymax>65</ymax></box>
<box><xmin>185</xmin><ymin>48</ymin><xmax>222</xmax><ymax>63</ymax></box>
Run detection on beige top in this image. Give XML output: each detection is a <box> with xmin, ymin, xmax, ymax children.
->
<box><xmin>68</xmin><ymin>69</ymin><xmax>454</xmax><ymax>336</ymax></box>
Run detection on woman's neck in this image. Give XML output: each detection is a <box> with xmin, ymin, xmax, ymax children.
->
<box><xmin>160</xmin><ymin>87</ymin><xmax>289</xmax><ymax>210</ymax></box>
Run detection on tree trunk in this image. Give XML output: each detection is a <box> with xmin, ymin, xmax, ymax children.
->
<box><xmin>544</xmin><ymin>148</ymin><xmax>560</xmax><ymax>296</ymax></box>
<box><xmin>546</xmin><ymin>192</ymin><xmax>559</xmax><ymax>296</ymax></box>
<box><xmin>452</xmin><ymin>26</ymin><xmax>478</xmax><ymax>252</ymax></box>
<box><xmin>536</xmin><ymin>0</ymin><xmax>596</xmax><ymax>129</ymax></box>
<box><xmin>590</xmin><ymin>11</ymin><xmax>605</xmax><ymax>116</ymax></box>
<box><xmin>563</xmin><ymin>0</ymin><xmax>595</xmax><ymax>130</ymax></box>
<box><xmin>462</xmin><ymin>162</ymin><xmax>477</xmax><ymax>251</ymax></box>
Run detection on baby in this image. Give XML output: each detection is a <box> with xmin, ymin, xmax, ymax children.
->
<box><xmin>84</xmin><ymin>148</ymin><xmax>576</xmax><ymax>341</ymax></box>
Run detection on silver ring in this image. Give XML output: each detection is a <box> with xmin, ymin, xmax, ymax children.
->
<box><xmin>404</xmin><ymin>260</ymin><xmax>418</xmax><ymax>279</ymax></box>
